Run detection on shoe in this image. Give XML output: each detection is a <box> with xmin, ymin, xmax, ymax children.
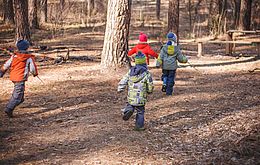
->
<box><xmin>134</xmin><ymin>127</ymin><xmax>145</xmax><ymax>131</ymax></box>
<box><xmin>122</xmin><ymin>109</ymin><xmax>134</xmax><ymax>121</ymax></box>
<box><xmin>161</xmin><ymin>85</ymin><xmax>166</xmax><ymax>92</ymax></box>
<box><xmin>5</xmin><ymin>110</ymin><xmax>13</xmax><ymax>118</ymax></box>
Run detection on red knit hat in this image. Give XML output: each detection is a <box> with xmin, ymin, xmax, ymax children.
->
<box><xmin>139</xmin><ymin>32</ymin><xmax>148</xmax><ymax>42</ymax></box>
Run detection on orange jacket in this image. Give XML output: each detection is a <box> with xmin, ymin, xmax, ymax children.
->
<box><xmin>0</xmin><ymin>52</ymin><xmax>38</xmax><ymax>82</ymax></box>
<box><xmin>128</xmin><ymin>43</ymin><xmax>158</xmax><ymax>65</ymax></box>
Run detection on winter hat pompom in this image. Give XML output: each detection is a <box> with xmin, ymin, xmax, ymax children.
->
<box><xmin>135</xmin><ymin>51</ymin><xmax>146</xmax><ymax>65</ymax></box>
<box><xmin>167</xmin><ymin>32</ymin><xmax>177</xmax><ymax>43</ymax></box>
<box><xmin>16</xmin><ymin>40</ymin><xmax>30</xmax><ymax>51</ymax></box>
<box><xmin>139</xmin><ymin>32</ymin><xmax>148</xmax><ymax>42</ymax></box>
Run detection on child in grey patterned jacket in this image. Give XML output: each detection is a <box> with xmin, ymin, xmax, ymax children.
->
<box><xmin>118</xmin><ymin>52</ymin><xmax>153</xmax><ymax>131</ymax></box>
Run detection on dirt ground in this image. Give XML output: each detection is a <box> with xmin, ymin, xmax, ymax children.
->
<box><xmin>0</xmin><ymin>25</ymin><xmax>260</xmax><ymax>165</ymax></box>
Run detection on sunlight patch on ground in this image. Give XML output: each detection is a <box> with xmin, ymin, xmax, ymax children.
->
<box><xmin>31</xmin><ymin>63</ymin><xmax>101</xmax><ymax>85</ymax></box>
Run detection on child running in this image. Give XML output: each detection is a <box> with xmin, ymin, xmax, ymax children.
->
<box><xmin>0</xmin><ymin>40</ymin><xmax>38</xmax><ymax>118</ymax></box>
<box><xmin>118</xmin><ymin>52</ymin><xmax>154</xmax><ymax>131</ymax></box>
<box><xmin>156</xmin><ymin>32</ymin><xmax>188</xmax><ymax>95</ymax></box>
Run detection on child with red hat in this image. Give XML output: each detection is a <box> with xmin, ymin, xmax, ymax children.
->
<box><xmin>0</xmin><ymin>40</ymin><xmax>38</xmax><ymax>118</ymax></box>
<box><xmin>128</xmin><ymin>32</ymin><xmax>158</xmax><ymax>65</ymax></box>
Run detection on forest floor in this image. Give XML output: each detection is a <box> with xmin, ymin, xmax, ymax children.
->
<box><xmin>0</xmin><ymin>24</ymin><xmax>260</xmax><ymax>164</ymax></box>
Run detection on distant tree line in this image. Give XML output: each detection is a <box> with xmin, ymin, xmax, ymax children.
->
<box><xmin>0</xmin><ymin>0</ymin><xmax>258</xmax><ymax>69</ymax></box>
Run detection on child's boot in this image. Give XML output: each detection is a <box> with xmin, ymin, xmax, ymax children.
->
<box><xmin>123</xmin><ymin>109</ymin><xmax>134</xmax><ymax>121</ymax></box>
<box><xmin>161</xmin><ymin>84</ymin><xmax>166</xmax><ymax>92</ymax></box>
<box><xmin>134</xmin><ymin>127</ymin><xmax>145</xmax><ymax>131</ymax></box>
<box><xmin>4</xmin><ymin>108</ymin><xmax>13</xmax><ymax>118</ymax></box>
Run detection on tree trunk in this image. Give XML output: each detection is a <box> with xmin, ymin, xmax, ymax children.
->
<box><xmin>188</xmin><ymin>0</ymin><xmax>192</xmax><ymax>35</ymax></box>
<box><xmin>251</xmin><ymin>0</ymin><xmax>260</xmax><ymax>29</ymax></box>
<box><xmin>87</xmin><ymin>0</ymin><xmax>95</xmax><ymax>17</ymax></box>
<box><xmin>217</xmin><ymin>0</ymin><xmax>227</xmax><ymax>34</ymax></box>
<box><xmin>14</xmin><ymin>0</ymin><xmax>31</xmax><ymax>42</ymax></box>
<box><xmin>101</xmin><ymin>0</ymin><xmax>132</xmax><ymax>70</ymax></box>
<box><xmin>60</xmin><ymin>0</ymin><xmax>65</xmax><ymax>10</ymax></box>
<box><xmin>168</xmin><ymin>0</ymin><xmax>179</xmax><ymax>43</ymax></box>
<box><xmin>156</xmin><ymin>0</ymin><xmax>160</xmax><ymax>20</ymax></box>
<box><xmin>3</xmin><ymin>0</ymin><xmax>15</xmax><ymax>25</ymax></box>
<box><xmin>29</xmin><ymin>0</ymin><xmax>39</xmax><ymax>29</ymax></box>
<box><xmin>234</xmin><ymin>0</ymin><xmax>241</xmax><ymax>28</ymax></box>
<box><xmin>39</xmin><ymin>0</ymin><xmax>48</xmax><ymax>24</ymax></box>
<box><xmin>59</xmin><ymin>0</ymin><xmax>65</xmax><ymax>26</ymax></box>
<box><xmin>239</xmin><ymin>0</ymin><xmax>252</xmax><ymax>30</ymax></box>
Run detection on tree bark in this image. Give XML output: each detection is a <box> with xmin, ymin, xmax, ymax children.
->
<box><xmin>156</xmin><ymin>0</ymin><xmax>160</xmax><ymax>20</ymax></box>
<box><xmin>3</xmin><ymin>0</ymin><xmax>15</xmax><ymax>25</ymax></box>
<box><xmin>251</xmin><ymin>0</ymin><xmax>260</xmax><ymax>29</ymax></box>
<box><xmin>234</xmin><ymin>0</ymin><xmax>241</xmax><ymax>28</ymax></box>
<box><xmin>101</xmin><ymin>0</ymin><xmax>132</xmax><ymax>70</ymax></box>
<box><xmin>60</xmin><ymin>0</ymin><xmax>65</xmax><ymax>10</ymax></box>
<box><xmin>188</xmin><ymin>0</ymin><xmax>192</xmax><ymax>34</ymax></box>
<box><xmin>239</xmin><ymin>0</ymin><xmax>252</xmax><ymax>30</ymax></box>
<box><xmin>168</xmin><ymin>0</ymin><xmax>179</xmax><ymax>43</ymax></box>
<box><xmin>87</xmin><ymin>0</ymin><xmax>95</xmax><ymax>17</ymax></box>
<box><xmin>217</xmin><ymin>0</ymin><xmax>227</xmax><ymax>34</ymax></box>
<box><xmin>14</xmin><ymin>0</ymin><xmax>31</xmax><ymax>42</ymax></box>
<box><xmin>29</xmin><ymin>0</ymin><xmax>39</xmax><ymax>29</ymax></box>
<box><xmin>39</xmin><ymin>0</ymin><xmax>48</xmax><ymax>24</ymax></box>
<box><xmin>59</xmin><ymin>0</ymin><xmax>65</xmax><ymax>26</ymax></box>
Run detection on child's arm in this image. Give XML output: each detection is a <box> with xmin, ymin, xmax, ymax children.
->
<box><xmin>146</xmin><ymin>72</ymin><xmax>154</xmax><ymax>94</ymax></box>
<box><xmin>176</xmin><ymin>47</ymin><xmax>188</xmax><ymax>63</ymax></box>
<box><xmin>156</xmin><ymin>48</ymin><xmax>164</xmax><ymax>67</ymax></box>
<box><xmin>147</xmin><ymin>45</ymin><xmax>158</xmax><ymax>59</ymax></box>
<box><xmin>118</xmin><ymin>72</ymin><xmax>129</xmax><ymax>92</ymax></box>
<box><xmin>127</xmin><ymin>46</ymin><xmax>137</xmax><ymax>57</ymax></box>
<box><xmin>28</xmin><ymin>56</ymin><xmax>38</xmax><ymax>77</ymax></box>
<box><xmin>0</xmin><ymin>56</ymin><xmax>13</xmax><ymax>77</ymax></box>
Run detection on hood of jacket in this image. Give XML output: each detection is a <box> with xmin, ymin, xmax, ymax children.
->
<box><xmin>15</xmin><ymin>52</ymin><xmax>33</xmax><ymax>62</ymax></box>
<box><xmin>135</xmin><ymin>43</ymin><xmax>149</xmax><ymax>50</ymax></box>
<box><xmin>129</xmin><ymin>64</ymin><xmax>148</xmax><ymax>83</ymax></box>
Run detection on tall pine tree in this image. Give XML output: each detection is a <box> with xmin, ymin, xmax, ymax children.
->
<box><xmin>101</xmin><ymin>0</ymin><xmax>132</xmax><ymax>70</ymax></box>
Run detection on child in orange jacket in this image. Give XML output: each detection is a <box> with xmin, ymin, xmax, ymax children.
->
<box><xmin>0</xmin><ymin>40</ymin><xmax>38</xmax><ymax>118</ymax></box>
<box><xmin>128</xmin><ymin>32</ymin><xmax>158</xmax><ymax>65</ymax></box>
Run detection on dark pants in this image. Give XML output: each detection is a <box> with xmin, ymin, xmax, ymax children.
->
<box><xmin>162</xmin><ymin>69</ymin><xmax>176</xmax><ymax>95</ymax></box>
<box><xmin>124</xmin><ymin>103</ymin><xmax>145</xmax><ymax>128</ymax></box>
<box><xmin>5</xmin><ymin>81</ymin><xmax>25</xmax><ymax>113</ymax></box>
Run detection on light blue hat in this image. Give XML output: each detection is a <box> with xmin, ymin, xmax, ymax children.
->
<box><xmin>167</xmin><ymin>32</ymin><xmax>177</xmax><ymax>43</ymax></box>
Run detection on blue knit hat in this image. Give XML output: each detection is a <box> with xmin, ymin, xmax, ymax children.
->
<box><xmin>135</xmin><ymin>51</ymin><xmax>146</xmax><ymax>65</ymax></box>
<box><xmin>16</xmin><ymin>40</ymin><xmax>30</xmax><ymax>51</ymax></box>
<box><xmin>167</xmin><ymin>32</ymin><xmax>177</xmax><ymax>43</ymax></box>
